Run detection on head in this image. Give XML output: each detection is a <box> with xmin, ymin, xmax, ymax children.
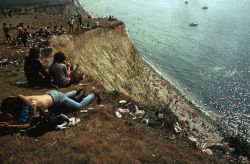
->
<box><xmin>28</xmin><ymin>47</ymin><xmax>40</xmax><ymax>59</ymax></box>
<box><xmin>3</xmin><ymin>23</ymin><xmax>6</xmax><ymax>26</ymax></box>
<box><xmin>53</xmin><ymin>52</ymin><xmax>66</xmax><ymax>63</ymax></box>
<box><xmin>0</xmin><ymin>96</ymin><xmax>23</xmax><ymax>119</ymax></box>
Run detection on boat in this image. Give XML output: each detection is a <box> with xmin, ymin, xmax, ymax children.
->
<box><xmin>202</xmin><ymin>6</ymin><xmax>208</xmax><ymax>9</ymax></box>
<box><xmin>189</xmin><ymin>23</ymin><xmax>198</xmax><ymax>27</ymax></box>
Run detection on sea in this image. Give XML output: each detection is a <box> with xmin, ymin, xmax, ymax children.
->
<box><xmin>79</xmin><ymin>0</ymin><xmax>250</xmax><ymax>133</ymax></box>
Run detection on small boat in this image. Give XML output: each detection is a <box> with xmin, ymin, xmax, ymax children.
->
<box><xmin>202</xmin><ymin>6</ymin><xmax>208</xmax><ymax>9</ymax></box>
<box><xmin>185</xmin><ymin>1</ymin><xmax>188</xmax><ymax>4</ymax></box>
<box><xmin>189</xmin><ymin>23</ymin><xmax>198</xmax><ymax>27</ymax></box>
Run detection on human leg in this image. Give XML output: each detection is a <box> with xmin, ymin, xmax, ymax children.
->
<box><xmin>61</xmin><ymin>94</ymin><xmax>94</xmax><ymax>110</ymax></box>
<box><xmin>64</xmin><ymin>91</ymin><xmax>77</xmax><ymax>98</ymax></box>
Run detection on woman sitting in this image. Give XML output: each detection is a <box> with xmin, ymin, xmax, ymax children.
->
<box><xmin>0</xmin><ymin>89</ymin><xmax>101</xmax><ymax>129</ymax></box>
<box><xmin>24</xmin><ymin>47</ymin><xmax>52</xmax><ymax>87</ymax></box>
<box><xmin>49</xmin><ymin>52</ymin><xmax>82</xmax><ymax>88</ymax></box>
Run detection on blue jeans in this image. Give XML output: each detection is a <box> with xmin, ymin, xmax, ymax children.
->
<box><xmin>47</xmin><ymin>90</ymin><xmax>94</xmax><ymax>110</ymax></box>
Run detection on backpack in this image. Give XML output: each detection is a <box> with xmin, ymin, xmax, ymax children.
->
<box><xmin>22</xmin><ymin>111</ymin><xmax>69</xmax><ymax>137</ymax></box>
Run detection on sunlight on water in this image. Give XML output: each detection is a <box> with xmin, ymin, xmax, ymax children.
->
<box><xmin>80</xmin><ymin>0</ymin><xmax>250</xmax><ymax>131</ymax></box>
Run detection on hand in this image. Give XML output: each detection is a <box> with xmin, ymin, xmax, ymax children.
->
<box><xmin>30</xmin><ymin>99</ymin><xmax>37</xmax><ymax>110</ymax></box>
<box><xmin>66</xmin><ymin>62</ymin><xmax>71</xmax><ymax>67</ymax></box>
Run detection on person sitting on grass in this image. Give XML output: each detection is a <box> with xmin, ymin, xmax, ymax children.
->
<box><xmin>0</xmin><ymin>89</ymin><xmax>101</xmax><ymax>129</ymax></box>
<box><xmin>49</xmin><ymin>52</ymin><xmax>83</xmax><ymax>88</ymax></box>
<box><xmin>24</xmin><ymin>47</ymin><xmax>52</xmax><ymax>88</ymax></box>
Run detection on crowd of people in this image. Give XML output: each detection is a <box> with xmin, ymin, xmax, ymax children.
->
<box><xmin>2</xmin><ymin>22</ymin><xmax>66</xmax><ymax>46</ymax></box>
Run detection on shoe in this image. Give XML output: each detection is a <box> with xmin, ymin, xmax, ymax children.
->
<box><xmin>48</xmin><ymin>84</ymin><xmax>59</xmax><ymax>89</ymax></box>
<box><xmin>93</xmin><ymin>90</ymin><xmax>102</xmax><ymax>105</ymax></box>
<box><xmin>74</xmin><ymin>88</ymin><xmax>86</xmax><ymax>102</ymax></box>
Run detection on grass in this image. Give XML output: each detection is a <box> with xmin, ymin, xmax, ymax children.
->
<box><xmin>0</xmin><ymin>0</ymin><xmax>71</xmax><ymax>8</ymax></box>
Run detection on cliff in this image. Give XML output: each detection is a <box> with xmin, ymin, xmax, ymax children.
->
<box><xmin>50</xmin><ymin>23</ymin><xmax>222</xmax><ymax>141</ymax></box>
<box><xmin>50</xmin><ymin>25</ymin><xmax>163</xmax><ymax>106</ymax></box>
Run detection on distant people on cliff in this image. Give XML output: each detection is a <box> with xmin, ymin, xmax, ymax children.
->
<box><xmin>78</xmin><ymin>14</ymin><xmax>82</xmax><ymax>26</ymax></box>
<box><xmin>16</xmin><ymin>24</ymin><xmax>24</xmax><ymax>44</ymax></box>
<box><xmin>108</xmin><ymin>15</ymin><xmax>116</xmax><ymax>21</ymax></box>
<box><xmin>2</xmin><ymin>23</ymin><xmax>12</xmax><ymax>44</ymax></box>
<box><xmin>53</xmin><ymin>25</ymin><xmax>65</xmax><ymax>35</ymax></box>
<box><xmin>68</xmin><ymin>17</ymin><xmax>75</xmax><ymax>33</ymax></box>
<box><xmin>20</xmin><ymin>28</ymin><xmax>30</xmax><ymax>47</ymax></box>
<box><xmin>24</xmin><ymin>47</ymin><xmax>52</xmax><ymax>88</ymax></box>
<box><xmin>59</xmin><ymin>25</ymin><xmax>65</xmax><ymax>35</ymax></box>
<box><xmin>44</xmin><ymin>26</ymin><xmax>52</xmax><ymax>38</ymax></box>
<box><xmin>49</xmin><ymin>52</ymin><xmax>83</xmax><ymax>88</ymax></box>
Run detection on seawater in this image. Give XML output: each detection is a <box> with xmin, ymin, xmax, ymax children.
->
<box><xmin>80</xmin><ymin>0</ymin><xmax>250</xmax><ymax>130</ymax></box>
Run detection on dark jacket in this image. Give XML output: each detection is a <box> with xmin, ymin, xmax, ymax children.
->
<box><xmin>24</xmin><ymin>57</ymin><xmax>51</xmax><ymax>87</ymax></box>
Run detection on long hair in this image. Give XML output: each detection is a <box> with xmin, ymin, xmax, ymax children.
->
<box><xmin>28</xmin><ymin>47</ymin><xmax>40</xmax><ymax>59</ymax></box>
<box><xmin>0</xmin><ymin>96</ymin><xmax>23</xmax><ymax>120</ymax></box>
<box><xmin>53</xmin><ymin>52</ymin><xmax>66</xmax><ymax>63</ymax></box>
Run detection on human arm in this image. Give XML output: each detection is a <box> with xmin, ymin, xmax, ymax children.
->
<box><xmin>65</xmin><ymin>63</ymin><xmax>71</xmax><ymax>77</ymax></box>
<box><xmin>0</xmin><ymin>122</ymin><xmax>30</xmax><ymax>129</ymax></box>
<box><xmin>37</xmin><ymin>60</ymin><xmax>51</xmax><ymax>80</ymax></box>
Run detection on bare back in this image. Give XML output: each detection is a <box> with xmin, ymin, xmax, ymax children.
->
<box><xmin>25</xmin><ymin>94</ymin><xmax>53</xmax><ymax>111</ymax></box>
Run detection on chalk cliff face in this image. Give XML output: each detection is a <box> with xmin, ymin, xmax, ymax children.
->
<box><xmin>50</xmin><ymin>25</ymin><xmax>162</xmax><ymax>106</ymax></box>
<box><xmin>50</xmin><ymin>25</ymin><xmax>222</xmax><ymax>141</ymax></box>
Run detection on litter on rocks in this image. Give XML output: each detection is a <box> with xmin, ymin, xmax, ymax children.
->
<box><xmin>188</xmin><ymin>136</ymin><xmax>199</xmax><ymax>147</ymax></box>
<box><xmin>80</xmin><ymin>110</ymin><xmax>88</xmax><ymax>113</ymax></box>
<box><xmin>56</xmin><ymin>115</ymin><xmax>81</xmax><ymax>130</ymax></box>
<box><xmin>188</xmin><ymin>136</ymin><xmax>236</xmax><ymax>156</ymax></box>
<box><xmin>174</xmin><ymin>122</ymin><xmax>182</xmax><ymax>133</ymax></box>
<box><xmin>202</xmin><ymin>148</ymin><xmax>213</xmax><ymax>155</ymax></box>
<box><xmin>115</xmin><ymin>100</ymin><xmax>145</xmax><ymax>120</ymax></box>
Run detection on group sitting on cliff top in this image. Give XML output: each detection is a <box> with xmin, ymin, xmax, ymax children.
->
<box><xmin>24</xmin><ymin>47</ymin><xmax>85</xmax><ymax>89</ymax></box>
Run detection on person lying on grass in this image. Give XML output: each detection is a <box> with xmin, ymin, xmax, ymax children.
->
<box><xmin>0</xmin><ymin>89</ymin><xmax>101</xmax><ymax>129</ymax></box>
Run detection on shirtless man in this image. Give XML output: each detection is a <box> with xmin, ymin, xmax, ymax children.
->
<box><xmin>0</xmin><ymin>90</ymin><xmax>101</xmax><ymax>129</ymax></box>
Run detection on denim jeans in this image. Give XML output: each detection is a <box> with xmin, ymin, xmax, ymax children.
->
<box><xmin>47</xmin><ymin>90</ymin><xmax>94</xmax><ymax>110</ymax></box>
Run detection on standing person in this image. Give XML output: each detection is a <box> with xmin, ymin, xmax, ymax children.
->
<box><xmin>49</xmin><ymin>52</ymin><xmax>82</xmax><ymax>88</ymax></box>
<box><xmin>20</xmin><ymin>28</ymin><xmax>29</xmax><ymax>47</ymax></box>
<box><xmin>68</xmin><ymin>16</ymin><xmax>75</xmax><ymax>33</ymax></box>
<box><xmin>16</xmin><ymin>24</ymin><xmax>23</xmax><ymax>44</ymax></box>
<box><xmin>2</xmin><ymin>23</ymin><xmax>12</xmax><ymax>43</ymax></box>
<box><xmin>24</xmin><ymin>47</ymin><xmax>51</xmax><ymax>87</ymax></box>
<box><xmin>78</xmin><ymin>14</ymin><xmax>82</xmax><ymax>26</ymax></box>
